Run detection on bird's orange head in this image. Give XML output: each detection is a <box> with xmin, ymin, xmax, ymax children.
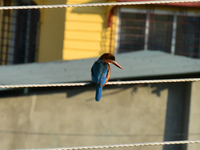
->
<box><xmin>99</xmin><ymin>53</ymin><xmax>123</xmax><ymax>69</ymax></box>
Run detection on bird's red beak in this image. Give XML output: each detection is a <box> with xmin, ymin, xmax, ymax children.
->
<box><xmin>113</xmin><ymin>61</ymin><xmax>123</xmax><ymax>69</ymax></box>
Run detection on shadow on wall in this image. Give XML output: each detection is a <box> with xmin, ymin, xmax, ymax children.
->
<box><xmin>70</xmin><ymin>1</ymin><xmax>112</xmax><ymax>55</ymax></box>
<box><xmin>0</xmin><ymin>81</ymin><xmax>192</xmax><ymax>150</ymax></box>
<box><xmin>65</xmin><ymin>84</ymin><xmax>140</xmax><ymax>101</ymax></box>
<box><xmin>65</xmin><ymin>82</ymin><xmax>191</xmax><ymax>150</ymax></box>
<box><xmin>162</xmin><ymin>82</ymin><xmax>191</xmax><ymax>150</ymax></box>
<box><xmin>65</xmin><ymin>83</ymin><xmax>167</xmax><ymax>100</ymax></box>
<box><xmin>150</xmin><ymin>82</ymin><xmax>191</xmax><ymax>150</ymax></box>
<box><xmin>65</xmin><ymin>83</ymin><xmax>170</xmax><ymax>100</ymax></box>
<box><xmin>148</xmin><ymin>83</ymin><xmax>191</xmax><ymax>150</ymax></box>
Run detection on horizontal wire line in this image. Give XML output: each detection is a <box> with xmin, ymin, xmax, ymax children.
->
<box><xmin>0</xmin><ymin>78</ymin><xmax>200</xmax><ymax>88</ymax></box>
<box><xmin>2</xmin><ymin>1</ymin><xmax>199</xmax><ymax>150</ymax></box>
<box><xmin>1</xmin><ymin>0</ymin><xmax>200</xmax><ymax>10</ymax></box>
<box><xmin>15</xmin><ymin>140</ymin><xmax>200</xmax><ymax>150</ymax></box>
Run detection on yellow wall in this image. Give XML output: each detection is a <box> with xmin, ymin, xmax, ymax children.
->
<box><xmin>63</xmin><ymin>0</ymin><xmax>112</xmax><ymax>60</ymax></box>
<box><xmin>2</xmin><ymin>1</ymin><xmax>200</xmax><ymax>62</ymax></box>
<box><xmin>34</xmin><ymin>0</ymin><xmax>115</xmax><ymax>61</ymax></box>
<box><xmin>35</xmin><ymin>0</ymin><xmax>66</xmax><ymax>62</ymax></box>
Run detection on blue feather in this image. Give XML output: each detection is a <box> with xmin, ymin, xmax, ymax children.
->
<box><xmin>92</xmin><ymin>60</ymin><xmax>108</xmax><ymax>86</ymax></box>
<box><xmin>91</xmin><ymin>60</ymin><xmax>108</xmax><ymax>101</ymax></box>
<box><xmin>95</xmin><ymin>84</ymin><xmax>103</xmax><ymax>101</ymax></box>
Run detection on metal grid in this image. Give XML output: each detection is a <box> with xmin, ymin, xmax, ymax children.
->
<box><xmin>0</xmin><ymin>0</ymin><xmax>39</xmax><ymax>65</ymax></box>
<box><xmin>117</xmin><ymin>8</ymin><xmax>200</xmax><ymax>58</ymax></box>
<box><xmin>0</xmin><ymin>0</ymin><xmax>12</xmax><ymax>65</ymax></box>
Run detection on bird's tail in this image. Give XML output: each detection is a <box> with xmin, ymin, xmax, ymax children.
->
<box><xmin>95</xmin><ymin>84</ymin><xmax>103</xmax><ymax>101</ymax></box>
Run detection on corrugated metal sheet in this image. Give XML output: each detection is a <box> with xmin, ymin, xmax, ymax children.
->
<box><xmin>0</xmin><ymin>50</ymin><xmax>200</xmax><ymax>85</ymax></box>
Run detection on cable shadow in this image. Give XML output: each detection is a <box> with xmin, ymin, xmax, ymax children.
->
<box><xmin>1</xmin><ymin>130</ymin><xmax>198</xmax><ymax>137</ymax></box>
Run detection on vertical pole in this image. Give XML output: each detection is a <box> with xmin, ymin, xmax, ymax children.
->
<box><xmin>114</xmin><ymin>8</ymin><xmax>121</xmax><ymax>54</ymax></box>
<box><xmin>171</xmin><ymin>14</ymin><xmax>177</xmax><ymax>55</ymax></box>
<box><xmin>25</xmin><ymin>9</ymin><xmax>31</xmax><ymax>63</ymax></box>
<box><xmin>144</xmin><ymin>10</ymin><xmax>150</xmax><ymax>50</ymax></box>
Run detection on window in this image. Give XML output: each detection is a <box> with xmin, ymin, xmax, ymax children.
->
<box><xmin>116</xmin><ymin>8</ymin><xmax>200</xmax><ymax>58</ymax></box>
<box><xmin>0</xmin><ymin>0</ymin><xmax>39</xmax><ymax>65</ymax></box>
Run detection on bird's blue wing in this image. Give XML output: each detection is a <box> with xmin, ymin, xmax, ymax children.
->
<box><xmin>91</xmin><ymin>61</ymin><xmax>101</xmax><ymax>84</ymax></box>
<box><xmin>91</xmin><ymin>60</ymin><xmax>108</xmax><ymax>86</ymax></box>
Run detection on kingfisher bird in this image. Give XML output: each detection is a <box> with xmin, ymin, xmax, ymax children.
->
<box><xmin>91</xmin><ymin>53</ymin><xmax>123</xmax><ymax>101</ymax></box>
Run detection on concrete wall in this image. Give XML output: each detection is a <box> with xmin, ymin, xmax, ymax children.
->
<box><xmin>188</xmin><ymin>82</ymin><xmax>200</xmax><ymax>150</ymax></box>
<box><xmin>0</xmin><ymin>82</ymin><xmax>199</xmax><ymax>150</ymax></box>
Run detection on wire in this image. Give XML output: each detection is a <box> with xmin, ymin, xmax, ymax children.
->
<box><xmin>1</xmin><ymin>1</ymin><xmax>199</xmax><ymax>150</ymax></box>
<box><xmin>14</xmin><ymin>140</ymin><xmax>200</xmax><ymax>150</ymax></box>
<box><xmin>0</xmin><ymin>78</ymin><xmax>200</xmax><ymax>88</ymax></box>
<box><xmin>0</xmin><ymin>0</ymin><xmax>200</xmax><ymax>10</ymax></box>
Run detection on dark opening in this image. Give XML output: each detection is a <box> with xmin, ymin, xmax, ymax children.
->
<box><xmin>0</xmin><ymin>0</ymin><xmax>40</xmax><ymax>65</ymax></box>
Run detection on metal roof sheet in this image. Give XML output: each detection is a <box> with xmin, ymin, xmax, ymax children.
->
<box><xmin>0</xmin><ymin>50</ymin><xmax>200</xmax><ymax>85</ymax></box>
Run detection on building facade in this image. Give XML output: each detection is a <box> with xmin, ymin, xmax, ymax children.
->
<box><xmin>0</xmin><ymin>0</ymin><xmax>200</xmax><ymax>64</ymax></box>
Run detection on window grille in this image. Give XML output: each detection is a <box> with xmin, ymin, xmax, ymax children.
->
<box><xmin>117</xmin><ymin>8</ymin><xmax>200</xmax><ymax>58</ymax></box>
<box><xmin>0</xmin><ymin>0</ymin><xmax>39</xmax><ymax>65</ymax></box>
<box><xmin>0</xmin><ymin>0</ymin><xmax>12</xmax><ymax>65</ymax></box>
